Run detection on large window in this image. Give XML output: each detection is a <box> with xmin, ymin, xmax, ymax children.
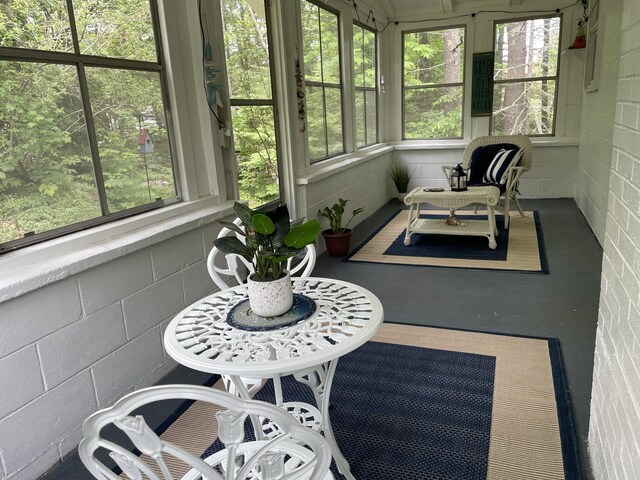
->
<box><xmin>300</xmin><ymin>0</ymin><xmax>343</xmax><ymax>162</ymax></box>
<box><xmin>0</xmin><ymin>1</ymin><xmax>176</xmax><ymax>253</ymax></box>
<box><xmin>222</xmin><ymin>0</ymin><xmax>280</xmax><ymax>208</ymax></box>
<box><xmin>353</xmin><ymin>22</ymin><xmax>377</xmax><ymax>148</ymax></box>
<box><xmin>492</xmin><ymin>16</ymin><xmax>561</xmax><ymax>136</ymax></box>
<box><xmin>402</xmin><ymin>26</ymin><xmax>465</xmax><ymax>139</ymax></box>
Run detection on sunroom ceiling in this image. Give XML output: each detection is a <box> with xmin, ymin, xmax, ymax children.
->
<box><xmin>378</xmin><ymin>0</ymin><xmax>542</xmax><ymax>19</ymax></box>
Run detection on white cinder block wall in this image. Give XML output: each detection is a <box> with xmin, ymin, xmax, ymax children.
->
<box><xmin>0</xmin><ymin>223</ymin><xmax>221</xmax><ymax>480</ymax></box>
<box><xmin>588</xmin><ymin>0</ymin><xmax>640</xmax><ymax>476</ymax></box>
<box><xmin>394</xmin><ymin>145</ymin><xmax>578</xmax><ymax>198</ymax></box>
<box><xmin>576</xmin><ymin>0</ymin><xmax>624</xmax><ymax>245</ymax></box>
<box><xmin>300</xmin><ymin>151</ymin><xmax>394</xmax><ymax>252</ymax></box>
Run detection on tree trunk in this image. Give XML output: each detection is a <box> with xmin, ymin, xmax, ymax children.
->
<box><xmin>504</xmin><ymin>21</ymin><xmax>528</xmax><ymax>134</ymax></box>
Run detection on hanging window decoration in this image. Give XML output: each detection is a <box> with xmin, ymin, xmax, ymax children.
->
<box><xmin>295</xmin><ymin>58</ymin><xmax>306</xmax><ymax>132</ymax></box>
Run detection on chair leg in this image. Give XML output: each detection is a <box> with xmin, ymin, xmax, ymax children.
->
<box><xmin>514</xmin><ymin>195</ymin><xmax>526</xmax><ymax>217</ymax></box>
<box><xmin>504</xmin><ymin>195</ymin><xmax>510</xmax><ymax>229</ymax></box>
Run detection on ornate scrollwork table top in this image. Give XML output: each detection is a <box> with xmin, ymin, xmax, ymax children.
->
<box><xmin>163</xmin><ymin>277</ymin><xmax>384</xmax><ymax>376</ymax></box>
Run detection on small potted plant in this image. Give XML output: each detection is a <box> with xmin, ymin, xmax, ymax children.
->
<box><xmin>318</xmin><ymin>199</ymin><xmax>364</xmax><ymax>257</ymax></box>
<box><xmin>389</xmin><ymin>162</ymin><xmax>413</xmax><ymax>202</ymax></box>
<box><xmin>214</xmin><ymin>202</ymin><xmax>321</xmax><ymax>317</ymax></box>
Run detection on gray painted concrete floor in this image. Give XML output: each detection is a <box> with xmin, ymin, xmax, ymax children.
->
<box><xmin>40</xmin><ymin>198</ymin><xmax>600</xmax><ymax>480</ymax></box>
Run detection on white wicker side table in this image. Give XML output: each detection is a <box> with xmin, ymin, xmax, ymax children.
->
<box><xmin>403</xmin><ymin>186</ymin><xmax>501</xmax><ymax>249</ymax></box>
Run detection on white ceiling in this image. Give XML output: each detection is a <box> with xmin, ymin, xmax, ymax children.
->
<box><xmin>374</xmin><ymin>0</ymin><xmax>559</xmax><ymax>21</ymax></box>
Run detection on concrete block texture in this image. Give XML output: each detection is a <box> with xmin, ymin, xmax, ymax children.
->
<box><xmin>38</xmin><ymin>303</ymin><xmax>127</xmax><ymax>389</ymax></box>
<box><xmin>0</xmin><ymin>277</ymin><xmax>81</xmax><ymax>357</ymax></box>
<box><xmin>78</xmin><ymin>250</ymin><xmax>153</xmax><ymax>315</ymax></box>
<box><xmin>4</xmin><ymin>445</ymin><xmax>59</xmax><ymax>480</ymax></box>
<box><xmin>0</xmin><ymin>371</ymin><xmax>97</xmax><ymax>476</ymax></box>
<box><xmin>182</xmin><ymin>260</ymin><xmax>216</xmax><ymax>306</ymax></box>
<box><xmin>0</xmin><ymin>346</ymin><xmax>44</xmax><ymax>419</ymax></box>
<box><xmin>92</xmin><ymin>325</ymin><xmax>166</xmax><ymax>408</ymax></box>
<box><xmin>151</xmin><ymin>227</ymin><xmax>204</xmax><ymax>280</ymax></box>
<box><xmin>589</xmin><ymin>0</ymin><xmax>640</xmax><ymax>477</ymax></box>
<box><xmin>122</xmin><ymin>272</ymin><xmax>185</xmax><ymax>339</ymax></box>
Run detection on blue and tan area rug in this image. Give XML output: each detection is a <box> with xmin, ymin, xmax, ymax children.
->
<box><xmin>149</xmin><ymin>323</ymin><xmax>580</xmax><ymax>480</ymax></box>
<box><xmin>347</xmin><ymin>209</ymin><xmax>548</xmax><ymax>273</ymax></box>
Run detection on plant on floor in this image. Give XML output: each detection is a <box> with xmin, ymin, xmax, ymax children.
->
<box><xmin>214</xmin><ymin>202</ymin><xmax>321</xmax><ymax>281</ymax></box>
<box><xmin>388</xmin><ymin>162</ymin><xmax>413</xmax><ymax>194</ymax></box>
<box><xmin>318</xmin><ymin>198</ymin><xmax>364</xmax><ymax>234</ymax></box>
<box><xmin>318</xmin><ymin>199</ymin><xmax>364</xmax><ymax>257</ymax></box>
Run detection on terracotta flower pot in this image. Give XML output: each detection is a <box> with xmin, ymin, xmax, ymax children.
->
<box><xmin>247</xmin><ymin>271</ymin><xmax>293</xmax><ymax>317</ymax></box>
<box><xmin>322</xmin><ymin>229</ymin><xmax>353</xmax><ymax>257</ymax></box>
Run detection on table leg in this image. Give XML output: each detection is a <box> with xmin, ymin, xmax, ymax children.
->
<box><xmin>229</xmin><ymin>375</ymin><xmax>265</xmax><ymax>441</ymax></box>
<box><xmin>294</xmin><ymin>360</ymin><xmax>354</xmax><ymax>479</ymax></box>
<box><xmin>487</xmin><ymin>205</ymin><xmax>497</xmax><ymax>249</ymax></box>
<box><xmin>404</xmin><ymin>203</ymin><xmax>415</xmax><ymax>245</ymax></box>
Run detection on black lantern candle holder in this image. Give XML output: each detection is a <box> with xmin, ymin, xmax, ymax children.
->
<box><xmin>450</xmin><ymin>164</ymin><xmax>468</xmax><ymax>191</ymax></box>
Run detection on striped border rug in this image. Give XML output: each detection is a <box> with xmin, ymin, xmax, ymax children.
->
<box><xmin>347</xmin><ymin>209</ymin><xmax>548</xmax><ymax>273</ymax></box>
<box><xmin>150</xmin><ymin>323</ymin><xmax>580</xmax><ymax>480</ymax></box>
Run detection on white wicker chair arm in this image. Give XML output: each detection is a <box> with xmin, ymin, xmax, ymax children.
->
<box><xmin>505</xmin><ymin>166</ymin><xmax>526</xmax><ymax>191</ymax></box>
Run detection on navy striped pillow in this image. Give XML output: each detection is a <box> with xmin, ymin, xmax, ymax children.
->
<box><xmin>483</xmin><ymin>148</ymin><xmax>524</xmax><ymax>184</ymax></box>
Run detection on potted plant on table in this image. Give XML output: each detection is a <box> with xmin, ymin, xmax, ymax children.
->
<box><xmin>214</xmin><ymin>202</ymin><xmax>321</xmax><ymax>317</ymax></box>
<box><xmin>318</xmin><ymin>199</ymin><xmax>364</xmax><ymax>257</ymax></box>
<box><xmin>388</xmin><ymin>162</ymin><xmax>413</xmax><ymax>203</ymax></box>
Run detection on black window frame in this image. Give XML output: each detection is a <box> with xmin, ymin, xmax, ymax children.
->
<box><xmin>401</xmin><ymin>24</ymin><xmax>467</xmax><ymax>140</ymax></box>
<box><xmin>353</xmin><ymin>20</ymin><xmax>378</xmax><ymax>148</ymax></box>
<box><xmin>300</xmin><ymin>0</ymin><xmax>345</xmax><ymax>163</ymax></box>
<box><xmin>0</xmin><ymin>0</ymin><xmax>179</xmax><ymax>254</ymax></box>
<box><xmin>490</xmin><ymin>14</ymin><xmax>563</xmax><ymax>137</ymax></box>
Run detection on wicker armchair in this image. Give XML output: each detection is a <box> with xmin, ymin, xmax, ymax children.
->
<box><xmin>443</xmin><ymin>135</ymin><xmax>533</xmax><ymax>228</ymax></box>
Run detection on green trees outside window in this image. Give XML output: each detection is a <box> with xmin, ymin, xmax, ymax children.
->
<box><xmin>0</xmin><ymin>0</ymin><xmax>176</xmax><ymax>251</ymax></box>
<box><xmin>353</xmin><ymin>22</ymin><xmax>377</xmax><ymax>148</ymax></box>
<box><xmin>492</xmin><ymin>16</ymin><xmax>561</xmax><ymax>136</ymax></box>
<box><xmin>301</xmin><ymin>0</ymin><xmax>344</xmax><ymax>162</ymax></box>
<box><xmin>403</xmin><ymin>26</ymin><xmax>465</xmax><ymax>139</ymax></box>
<box><xmin>222</xmin><ymin>0</ymin><xmax>280</xmax><ymax>208</ymax></box>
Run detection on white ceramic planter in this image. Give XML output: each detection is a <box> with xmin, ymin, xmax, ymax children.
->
<box><xmin>247</xmin><ymin>271</ymin><xmax>293</xmax><ymax>317</ymax></box>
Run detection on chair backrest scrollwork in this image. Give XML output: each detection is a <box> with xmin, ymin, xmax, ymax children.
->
<box><xmin>79</xmin><ymin>384</ymin><xmax>332</xmax><ymax>480</ymax></box>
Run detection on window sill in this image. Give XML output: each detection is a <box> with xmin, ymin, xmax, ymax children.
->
<box><xmin>391</xmin><ymin>137</ymin><xmax>579</xmax><ymax>150</ymax></box>
<box><xmin>297</xmin><ymin>144</ymin><xmax>393</xmax><ymax>185</ymax></box>
<box><xmin>0</xmin><ymin>197</ymin><xmax>235</xmax><ymax>303</ymax></box>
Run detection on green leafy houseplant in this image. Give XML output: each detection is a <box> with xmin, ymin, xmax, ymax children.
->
<box><xmin>388</xmin><ymin>163</ymin><xmax>413</xmax><ymax>194</ymax></box>
<box><xmin>214</xmin><ymin>202</ymin><xmax>321</xmax><ymax>281</ymax></box>
<box><xmin>318</xmin><ymin>199</ymin><xmax>364</xmax><ymax>234</ymax></box>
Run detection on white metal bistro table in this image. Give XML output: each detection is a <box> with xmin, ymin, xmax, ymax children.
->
<box><xmin>164</xmin><ymin>277</ymin><xmax>384</xmax><ymax>479</ymax></box>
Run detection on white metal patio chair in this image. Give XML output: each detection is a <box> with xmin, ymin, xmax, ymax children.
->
<box><xmin>443</xmin><ymin>135</ymin><xmax>533</xmax><ymax>228</ymax></box>
<box><xmin>78</xmin><ymin>384</ymin><xmax>333</xmax><ymax>480</ymax></box>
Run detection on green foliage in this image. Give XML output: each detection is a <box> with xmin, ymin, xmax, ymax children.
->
<box><xmin>318</xmin><ymin>198</ymin><xmax>364</xmax><ymax>234</ymax></box>
<box><xmin>214</xmin><ymin>202</ymin><xmax>321</xmax><ymax>280</ymax></box>
<box><xmin>403</xmin><ymin>27</ymin><xmax>465</xmax><ymax>139</ymax></box>
<box><xmin>492</xmin><ymin>17</ymin><xmax>560</xmax><ymax>135</ymax></box>
<box><xmin>222</xmin><ymin>1</ymin><xmax>280</xmax><ymax>208</ymax></box>
<box><xmin>301</xmin><ymin>0</ymin><xmax>344</xmax><ymax>159</ymax></box>
<box><xmin>0</xmin><ymin>0</ymin><xmax>175</xmax><ymax>245</ymax></box>
<box><xmin>388</xmin><ymin>163</ymin><xmax>413</xmax><ymax>193</ymax></box>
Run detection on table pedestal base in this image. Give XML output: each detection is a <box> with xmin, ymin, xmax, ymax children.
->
<box><xmin>229</xmin><ymin>358</ymin><xmax>355</xmax><ymax>479</ymax></box>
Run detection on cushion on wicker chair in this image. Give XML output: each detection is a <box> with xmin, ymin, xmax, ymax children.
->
<box><xmin>469</xmin><ymin>143</ymin><xmax>520</xmax><ymax>184</ymax></box>
<box><xmin>483</xmin><ymin>148</ymin><xmax>524</xmax><ymax>184</ymax></box>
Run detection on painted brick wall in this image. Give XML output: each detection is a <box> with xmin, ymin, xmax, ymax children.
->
<box><xmin>0</xmin><ymin>222</ymin><xmax>221</xmax><ymax>480</ymax></box>
<box><xmin>394</xmin><ymin>145</ymin><xmax>578</xmax><ymax>198</ymax></box>
<box><xmin>576</xmin><ymin>0</ymin><xmax>624</xmax><ymax>245</ymax></box>
<box><xmin>588</xmin><ymin>0</ymin><xmax>640</xmax><ymax>477</ymax></box>
<box><xmin>301</xmin><ymin>152</ymin><xmax>394</xmax><ymax>252</ymax></box>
